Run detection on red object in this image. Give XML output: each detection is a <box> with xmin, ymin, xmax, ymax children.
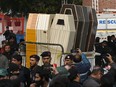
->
<box><xmin>53</xmin><ymin>63</ymin><xmax>57</xmax><ymax>68</ymax></box>
<box><xmin>7</xmin><ymin>21</ymin><xmax>11</xmax><ymax>26</ymax></box>
<box><xmin>0</xmin><ymin>47</ymin><xmax>5</xmax><ymax>54</ymax></box>
<box><xmin>15</xmin><ymin>21</ymin><xmax>21</xmax><ymax>26</ymax></box>
<box><xmin>0</xmin><ymin>13</ymin><xmax>24</xmax><ymax>34</ymax></box>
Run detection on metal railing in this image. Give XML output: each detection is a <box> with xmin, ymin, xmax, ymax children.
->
<box><xmin>26</xmin><ymin>41</ymin><xmax>65</xmax><ymax>66</ymax></box>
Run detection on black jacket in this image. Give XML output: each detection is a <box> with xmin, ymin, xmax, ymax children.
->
<box><xmin>101</xmin><ymin>63</ymin><xmax>116</xmax><ymax>87</ymax></box>
<box><xmin>69</xmin><ymin>81</ymin><xmax>82</xmax><ymax>87</ymax></box>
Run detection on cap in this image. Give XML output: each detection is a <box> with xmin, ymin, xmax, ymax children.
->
<box><xmin>41</xmin><ymin>51</ymin><xmax>51</xmax><ymax>58</ymax></box>
<box><xmin>65</xmin><ymin>54</ymin><xmax>74</xmax><ymax>60</ymax></box>
<box><xmin>0</xmin><ymin>68</ymin><xmax>8</xmax><ymax>76</ymax></box>
<box><xmin>30</xmin><ymin>54</ymin><xmax>40</xmax><ymax>61</ymax></box>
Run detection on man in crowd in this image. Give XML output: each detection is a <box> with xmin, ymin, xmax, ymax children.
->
<box><xmin>3</xmin><ymin>26</ymin><xmax>10</xmax><ymax>40</ymax></box>
<box><xmin>101</xmin><ymin>53</ymin><xmax>116</xmax><ymax>87</ymax></box>
<box><xmin>64</xmin><ymin>54</ymin><xmax>74</xmax><ymax>66</ymax></box>
<box><xmin>41</xmin><ymin>51</ymin><xmax>52</xmax><ymax>75</ymax></box>
<box><xmin>11</xmin><ymin>54</ymin><xmax>30</xmax><ymax>87</ymax></box>
<box><xmin>72</xmin><ymin>48</ymin><xmax>91</xmax><ymax>83</ymax></box>
<box><xmin>0</xmin><ymin>68</ymin><xmax>8</xmax><ymax>80</ymax></box>
<box><xmin>41</xmin><ymin>51</ymin><xmax>52</xmax><ymax>66</ymax></box>
<box><xmin>68</xmin><ymin>67</ymin><xmax>82</xmax><ymax>87</ymax></box>
<box><xmin>3</xmin><ymin>44</ymin><xmax>13</xmax><ymax>61</ymax></box>
<box><xmin>83</xmin><ymin>66</ymin><xmax>103</xmax><ymax>87</ymax></box>
<box><xmin>0</xmin><ymin>53</ymin><xmax>9</xmax><ymax>69</ymax></box>
<box><xmin>30</xmin><ymin>54</ymin><xmax>41</xmax><ymax>83</ymax></box>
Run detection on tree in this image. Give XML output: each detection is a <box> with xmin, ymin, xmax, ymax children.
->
<box><xmin>30</xmin><ymin>0</ymin><xmax>61</xmax><ymax>14</ymax></box>
<box><xmin>68</xmin><ymin>0</ymin><xmax>82</xmax><ymax>5</ymax></box>
<box><xmin>0</xmin><ymin>0</ymin><xmax>82</xmax><ymax>17</ymax></box>
<box><xmin>0</xmin><ymin>0</ymin><xmax>31</xmax><ymax>17</ymax></box>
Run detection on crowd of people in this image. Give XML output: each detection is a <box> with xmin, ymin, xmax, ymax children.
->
<box><xmin>95</xmin><ymin>35</ymin><xmax>116</xmax><ymax>66</ymax></box>
<box><xmin>0</xmin><ymin>26</ymin><xmax>116</xmax><ymax>87</ymax></box>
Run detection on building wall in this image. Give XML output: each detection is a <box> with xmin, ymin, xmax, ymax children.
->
<box><xmin>83</xmin><ymin>0</ymin><xmax>116</xmax><ymax>13</ymax></box>
<box><xmin>83</xmin><ymin>0</ymin><xmax>92</xmax><ymax>7</ymax></box>
<box><xmin>99</xmin><ymin>0</ymin><xmax>116</xmax><ymax>12</ymax></box>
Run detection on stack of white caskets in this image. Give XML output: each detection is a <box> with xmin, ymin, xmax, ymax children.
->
<box><xmin>26</xmin><ymin>13</ymin><xmax>76</xmax><ymax>66</ymax></box>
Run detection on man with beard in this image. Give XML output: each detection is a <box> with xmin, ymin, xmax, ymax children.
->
<box><xmin>30</xmin><ymin>54</ymin><xmax>41</xmax><ymax>83</ymax></box>
<box><xmin>40</xmin><ymin>51</ymin><xmax>54</xmax><ymax>79</ymax></box>
<box><xmin>3</xmin><ymin>44</ymin><xmax>13</xmax><ymax>61</ymax></box>
<box><xmin>30</xmin><ymin>69</ymin><xmax>48</xmax><ymax>87</ymax></box>
<box><xmin>41</xmin><ymin>51</ymin><xmax>52</xmax><ymax>67</ymax></box>
<box><xmin>8</xmin><ymin>62</ymin><xmax>22</xmax><ymax>87</ymax></box>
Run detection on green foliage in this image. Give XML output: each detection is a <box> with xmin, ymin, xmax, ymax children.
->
<box><xmin>30</xmin><ymin>0</ymin><xmax>61</xmax><ymax>14</ymax></box>
<box><xmin>0</xmin><ymin>0</ymin><xmax>31</xmax><ymax>16</ymax></box>
<box><xmin>68</xmin><ymin>0</ymin><xmax>82</xmax><ymax>5</ymax></box>
<box><xmin>0</xmin><ymin>0</ymin><xmax>82</xmax><ymax>17</ymax></box>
